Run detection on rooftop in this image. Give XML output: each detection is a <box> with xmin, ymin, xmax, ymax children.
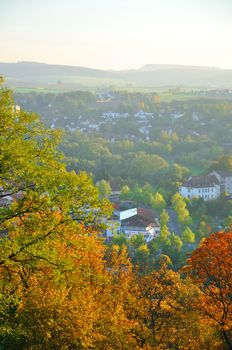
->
<box><xmin>214</xmin><ymin>170</ymin><xmax>232</xmax><ymax>178</ymax></box>
<box><xmin>183</xmin><ymin>174</ymin><xmax>220</xmax><ymax>188</ymax></box>
<box><xmin>121</xmin><ymin>208</ymin><xmax>159</xmax><ymax>228</ymax></box>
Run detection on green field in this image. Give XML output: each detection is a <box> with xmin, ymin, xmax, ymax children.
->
<box><xmin>11</xmin><ymin>84</ymin><xmax>205</xmax><ymax>103</ymax></box>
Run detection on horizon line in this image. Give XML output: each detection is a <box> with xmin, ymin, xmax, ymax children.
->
<box><xmin>0</xmin><ymin>60</ymin><xmax>230</xmax><ymax>71</ymax></box>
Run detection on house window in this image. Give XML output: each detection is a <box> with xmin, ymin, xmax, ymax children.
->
<box><xmin>198</xmin><ymin>189</ymin><xmax>201</xmax><ymax>193</ymax></box>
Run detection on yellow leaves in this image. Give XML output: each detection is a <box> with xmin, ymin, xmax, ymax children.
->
<box><xmin>1</xmin><ymin>87</ymin><xmax>231</xmax><ymax>348</ymax></box>
<box><xmin>0</xmin><ymin>232</ymin><xmax>223</xmax><ymax>350</ymax></box>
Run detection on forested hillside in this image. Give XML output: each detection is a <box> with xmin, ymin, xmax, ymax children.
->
<box><xmin>0</xmin><ymin>82</ymin><xmax>232</xmax><ymax>349</ymax></box>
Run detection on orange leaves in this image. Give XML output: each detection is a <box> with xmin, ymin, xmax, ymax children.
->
<box><xmin>187</xmin><ymin>231</ymin><xmax>232</xmax><ymax>295</ymax></box>
<box><xmin>1</xmin><ymin>226</ymin><xmax>225</xmax><ymax>349</ymax></box>
<box><xmin>187</xmin><ymin>231</ymin><xmax>232</xmax><ymax>348</ymax></box>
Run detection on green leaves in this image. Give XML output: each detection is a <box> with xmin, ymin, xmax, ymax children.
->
<box><xmin>0</xmin><ymin>87</ymin><xmax>111</xmax><ymax>270</ymax></box>
<box><xmin>172</xmin><ymin>192</ymin><xmax>192</xmax><ymax>226</ymax></box>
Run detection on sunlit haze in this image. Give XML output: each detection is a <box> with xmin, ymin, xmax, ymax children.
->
<box><xmin>1</xmin><ymin>0</ymin><xmax>232</xmax><ymax>70</ymax></box>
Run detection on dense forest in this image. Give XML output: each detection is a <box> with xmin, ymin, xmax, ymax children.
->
<box><xmin>0</xmin><ymin>83</ymin><xmax>232</xmax><ymax>349</ymax></box>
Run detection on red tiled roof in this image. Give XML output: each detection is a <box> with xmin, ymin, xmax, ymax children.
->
<box><xmin>121</xmin><ymin>208</ymin><xmax>159</xmax><ymax>228</ymax></box>
<box><xmin>137</xmin><ymin>208</ymin><xmax>155</xmax><ymax>221</ymax></box>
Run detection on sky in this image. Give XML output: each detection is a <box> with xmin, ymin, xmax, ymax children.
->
<box><xmin>1</xmin><ymin>0</ymin><xmax>232</xmax><ymax>70</ymax></box>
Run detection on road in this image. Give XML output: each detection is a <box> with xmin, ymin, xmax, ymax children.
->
<box><xmin>166</xmin><ymin>208</ymin><xmax>181</xmax><ymax>236</ymax></box>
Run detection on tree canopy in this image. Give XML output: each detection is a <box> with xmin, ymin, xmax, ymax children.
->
<box><xmin>1</xmin><ymin>83</ymin><xmax>232</xmax><ymax>349</ymax></box>
<box><xmin>187</xmin><ymin>231</ymin><xmax>232</xmax><ymax>349</ymax></box>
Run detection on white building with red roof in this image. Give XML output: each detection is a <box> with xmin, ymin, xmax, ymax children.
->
<box><xmin>106</xmin><ymin>207</ymin><xmax>160</xmax><ymax>242</ymax></box>
<box><xmin>179</xmin><ymin>174</ymin><xmax>220</xmax><ymax>201</ymax></box>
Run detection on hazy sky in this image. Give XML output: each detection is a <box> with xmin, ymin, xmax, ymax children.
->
<box><xmin>1</xmin><ymin>0</ymin><xmax>232</xmax><ymax>70</ymax></box>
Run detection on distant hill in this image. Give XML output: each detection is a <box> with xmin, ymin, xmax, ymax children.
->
<box><xmin>139</xmin><ymin>64</ymin><xmax>220</xmax><ymax>71</ymax></box>
<box><xmin>1</xmin><ymin>61</ymin><xmax>232</xmax><ymax>90</ymax></box>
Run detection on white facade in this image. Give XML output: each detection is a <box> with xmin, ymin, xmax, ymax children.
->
<box><xmin>170</xmin><ymin>112</ymin><xmax>184</xmax><ymax>120</ymax></box>
<box><xmin>134</xmin><ymin>110</ymin><xmax>154</xmax><ymax>119</ymax></box>
<box><xmin>179</xmin><ymin>175</ymin><xmax>220</xmax><ymax>201</ymax></box>
<box><xmin>123</xmin><ymin>225</ymin><xmax>160</xmax><ymax>242</ymax></box>
<box><xmin>179</xmin><ymin>185</ymin><xmax>220</xmax><ymax>201</ymax></box>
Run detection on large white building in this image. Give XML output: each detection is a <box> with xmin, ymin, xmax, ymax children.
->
<box><xmin>179</xmin><ymin>174</ymin><xmax>220</xmax><ymax>201</ymax></box>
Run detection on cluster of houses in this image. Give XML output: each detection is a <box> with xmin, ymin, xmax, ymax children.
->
<box><xmin>56</xmin><ymin>109</ymin><xmax>157</xmax><ymax>139</ymax></box>
<box><xmin>179</xmin><ymin>171</ymin><xmax>232</xmax><ymax>201</ymax></box>
<box><xmin>3</xmin><ymin>172</ymin><xmax>232</xmax><ymax>245</ymax></box>
<box><xmin>101</xmin><ymin>111</ymin><xmax>130</xmax><ymax>120</ymax></box>
<box><xmin>54</xmin><ymin>106</ymin><xmax>214</xmax><ymax>141</ymax></box>
<box><xmin>105</xmin><ymin>170</ymin><xmax>232</xmax><ymax>242</ymax></box>
<box><xmin>200</xmin><ymin>89</ymin><xmax>232</xmax><ymax>96</ymax></box>
<box><xmin>42</xmin><ymin>93</ymin><xmax>228</xmax><ymax>143</ymax></box>
<box><xmin>50</xmin><ymin>108</ymin><xmax>193</xmax><ymax>140</ymax></box>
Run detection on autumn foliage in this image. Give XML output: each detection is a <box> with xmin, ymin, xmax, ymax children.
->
<box><xmin>187</xmin><ymin>231</ymin><xmax>232</xmax><ymax>349</ymax></box>
<box><xmin>1</xmin><ymin>84</ymin><xmax>232</xmax><ymax>349</ymax></box>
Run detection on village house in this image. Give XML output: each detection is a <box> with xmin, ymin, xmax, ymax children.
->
<box><xmin>170</xmin><ymin>111</ymin><xmax>184</xmax><ymax>120</ymax></box>
<box><xmin>134</xmin><ymin>110</ymin><xmax>154</xmax><ymax>119</ymax></box>
<box><xmin>88</xmin><ymin>123</ymin><xmax>99</xmax><ymax>131</ymax></box>
<box><xmin>138</xmin><ymin>126</ymin><xmax>150</xmax><ymax>136</ymax></box>
<box><xmin>105</xmin><ymin>207</ymin><xmax>160</xmax><ymax>242</ymax></box>
<box><xmin>192</xmin><ymin>112</ymin><xmax>199</xmax><ymax>121</ymax></box>
<box><xmin>109</xmin><ymin>182</ymin><xmax>122</xmax><ymax>202</ymax></box>
<box><xmin>101</xmin><ymin>111</ymin><xmax>129</xmax><ymax>120</ymax></box>
<box><xmin>121</xmin><ymin>208</ymin><xmax>160</xmax><ymax>242</ymax></box>
<box><xmin>179</xmin><ymin>174</ymin><xmax>220</xmax><ymax>201</ymax></box>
